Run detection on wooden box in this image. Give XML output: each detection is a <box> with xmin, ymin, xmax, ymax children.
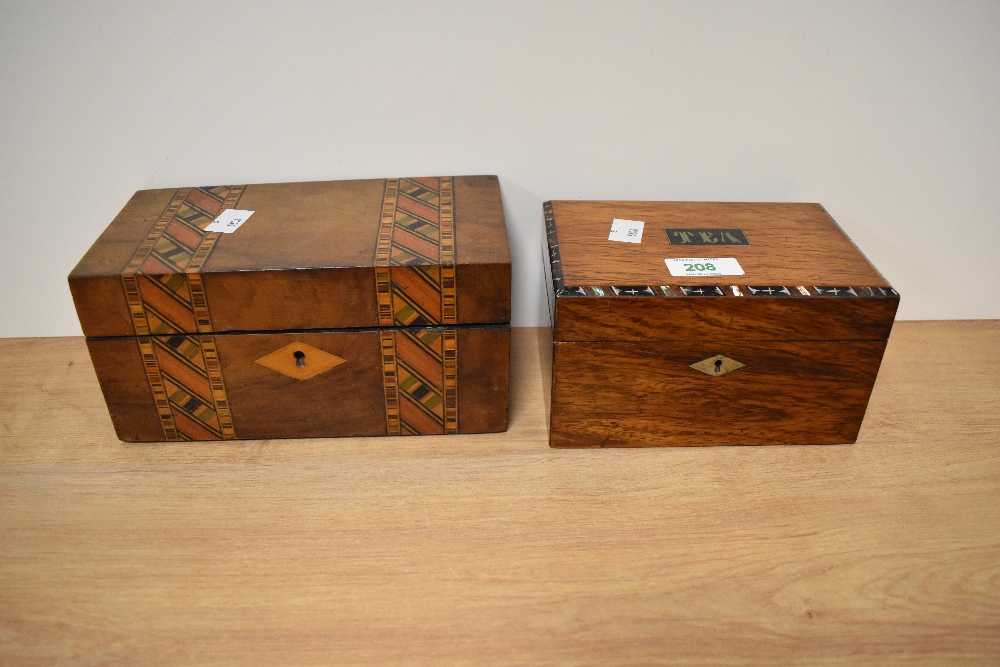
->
<box><xmin>69</xmin><ymin>176</ymin><xmax>510</xmax><ymax>441</ymax></box>
<box><xmin>544</xmin><ymin>201</ymin><xmax>899</xmax><ymax>447</ymax></box>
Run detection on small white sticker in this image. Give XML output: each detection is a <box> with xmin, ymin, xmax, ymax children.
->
<box><xmin>608</xmin><ymin>218</ymin><xmax>645</xmax><ymax>243</ymax></box>
<box><xmin>205</xmin><ymin>209</ymin><xmax>255</xmax><ymax>234</ymax></box>
<box><xmin>665</xmin><ymin>257</ymin><xmax>744</xmax><ymax>277</ymax></box>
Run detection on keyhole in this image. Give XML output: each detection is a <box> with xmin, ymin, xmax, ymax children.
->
<box><xmin>714</xmin><ymin>359</ymin><xmax>723</xmax><ymax>373</ymax></box>
<box><xmin>293</xmin><ymin>350</ymin><xmax>306</xmax><ymax>368</ymax></box>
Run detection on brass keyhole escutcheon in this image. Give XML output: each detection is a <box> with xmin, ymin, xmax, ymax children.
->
<box><xmin>690</xmin><ymin>354</ymin><xmax>746</xmax><ymax>377</ymax></box>
<box><xmin>293</xmin><ymin>350</ymin><xmax>306</xmax><ymax>368</ymax></box>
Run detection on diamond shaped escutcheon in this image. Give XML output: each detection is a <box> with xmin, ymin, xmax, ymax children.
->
<box><xmin>255</xmin><ymin>342</ymin><xmax>346</xmax><ymax>381</ymax></box>
<box><xmin>690</xmin><ymin>354</ymin><xmax>746</xmax><ymax>377</ymax></box>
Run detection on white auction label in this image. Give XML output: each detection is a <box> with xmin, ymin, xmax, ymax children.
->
<box><xmin>665</xmin><ymin>257</ymin><xmax>744</xmax><ymax>277</ymax></box>
<box><xmin>608</xmin><ymin>218</ymin><xmax>645</xmax><ymax>243</ymax></box>
<box><xmin>205</xmin><ymin>209</ymin><xmax>255</xmax><ymax>234</ymax></box>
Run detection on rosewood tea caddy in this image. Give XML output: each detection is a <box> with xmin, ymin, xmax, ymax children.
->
<box><xmin>544</xmin><ymin>201</ymin><xmax>899</xmax><ymax>447</ymax></box>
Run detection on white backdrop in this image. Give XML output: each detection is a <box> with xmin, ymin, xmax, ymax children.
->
<box><xmin>1</xmin><ymin>0</ymin><xmax>998</xmax><ymax>336</ymax></box>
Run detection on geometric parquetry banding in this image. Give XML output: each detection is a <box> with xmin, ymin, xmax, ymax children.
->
<box><xmin>121</xmin><ymin>185</ymin><xmax>244</xmax><ymax>441</ymax></box>
<box><xmin>375</xmin><ymin>176</ymin><xmax>458</xmax><ymax>327</ymax></box>
<box><xmin>376</xmin><ymin>177</ymin><xmax>460</xmax><ymax>435</ymax></box>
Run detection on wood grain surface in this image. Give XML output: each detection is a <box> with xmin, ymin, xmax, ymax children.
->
<box><xmin>555</xmin><ymin>293</ymin><xmax>898</xmax><ymax>342</ymax></box>
<box><xmin>546</xmin><ymin>200</ymin><xmax>898</xmax><ymax>346</ymax></box>
<box><xmin>87</xmin><ymin>325</ymin><xmax>509</xmax><ymax>441</ymax></box>
<box><xmin>548</xmin><ymin>201</ymin><xmax>889</xmax><ymax>287</ymax></box>
<box><xmin>69</xmin><ymin>176</ymin><xmax>511</xmax><ymax>337</ymax></box>
<box><xmin>2</xmin><ymin>322</ymin><xmax>999</xmax><ymax>665</ymax></box>
<box><xmin>550</xmin><ymin>339</ymin><xmax>887</xmax><ymax>447</ymax></box>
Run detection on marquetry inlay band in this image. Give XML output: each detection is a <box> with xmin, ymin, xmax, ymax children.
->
<box><xmin>375</xmin><ymin>176</ymin><xmax>461</xmax><ymax>435</ymax></box>
<box><xmin>121</xmin><ymin>185</ymin><xmax>245</xmax><ymax>441</ymax></box>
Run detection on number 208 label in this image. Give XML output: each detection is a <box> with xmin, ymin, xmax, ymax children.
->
<box><xmin>665</xmin><ymin>257</ymin><xmax>744</xmax><ymax>277</ymax></box>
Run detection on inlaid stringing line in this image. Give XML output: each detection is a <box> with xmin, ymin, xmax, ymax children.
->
<box><xmin>137</xmin><ymin>336</ymin><xmax>179</xmax><ymax>441</ymax></box>
<box><xmin>200</xmin><ymin>337</ymin><xmax>236</xmax><ymax>439</ymax></box>
<box><xmin>443</xmin><ymin>329</ymin><xmax>459</xmax><ymax>434</ymax></box>
<box><xmin>376</xmin><ymin>179</ymin><xmax>400</xmax><ymax>327</ymax></box>
<box><xmin>439</xmin><ymin>177</ymin><xmax>457</xmax><ymax>324</ymax></box>
<box><xmin>380</xmin><ymin>331</ymin><xmax>401</xmax><ymax>436</ymax></box>
<box><xmin>543</xmin><ymin>201</ymin><xmax>564</xmax><ymax>292</ymax></box>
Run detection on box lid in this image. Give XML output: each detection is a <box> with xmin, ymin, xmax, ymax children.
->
<box><xmin>545</xmin><ymin>201</ymin><xmax>899</xmax><ymax>342</ymax></box>
<box><xmin>70</xmin><ymin>176</ymin><xmax>510</xmax><ymax>338</ymax></box>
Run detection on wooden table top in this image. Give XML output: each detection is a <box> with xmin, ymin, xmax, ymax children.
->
<box><xmin>2</xmin><ymin>322</ymin><xmax>998</xmax><ymax>665</ymax></box>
